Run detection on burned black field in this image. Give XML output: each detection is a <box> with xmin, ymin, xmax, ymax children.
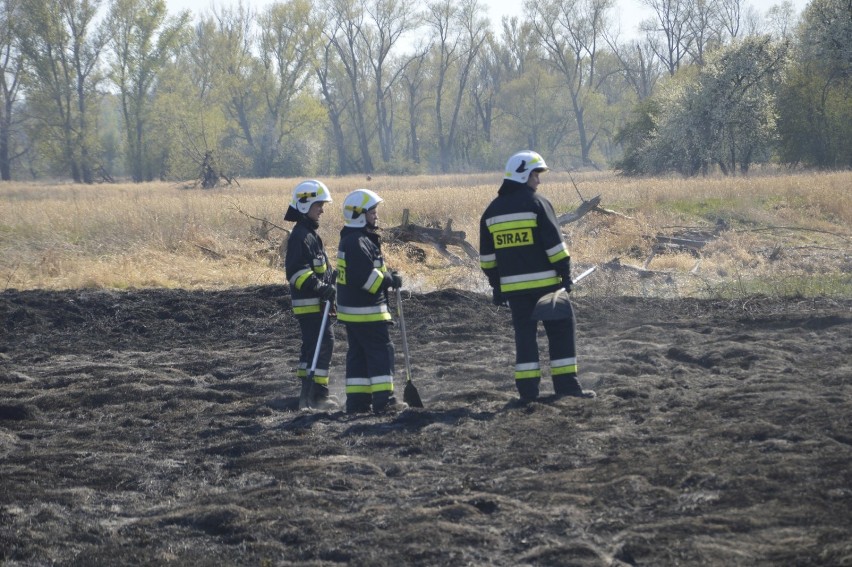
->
<box><xmin>1</xmin><ymin>286</ymin><xmax>851</xmax><ymax>566</ymax></box>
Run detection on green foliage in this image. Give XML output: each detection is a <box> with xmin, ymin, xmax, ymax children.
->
<box><xmin>777</xmin><ymin>0</ymin><xmax>852</xmax><ymax>168</ymax></box>
<box><xmin>613</xmin><ymin>98</ymin><xmax>660</xmax><ymax>175</ymax></box>
<box><xmin>3</xmin><ymin>0</ymin><xmax>847</xmax><ymax>182</ymax></box>
<box><xmin>619</xmin><ymin>37</ymin><xmax>786</xmax><ymax>177</ymax></box>
<box><xmin>107</xmin><ymin>0</ymin><xmax>191</xmax><ymax>182</ymax></box>
<box><xmin>17</xmin><ymin>0</ymin><xmax>108</xmax><ymax>182</ymax></box>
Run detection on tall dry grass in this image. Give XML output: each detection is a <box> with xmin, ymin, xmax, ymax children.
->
<box><xmin>1</xmin><ymin>171</ymin><xmax>850</xmax><ymax>297</ymax></box>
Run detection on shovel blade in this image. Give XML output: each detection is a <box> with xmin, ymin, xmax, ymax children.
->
<box><xmin>403</xmin><ymin>379</ymin><xmax>424</xmax><ymax>408</ymax></box>
<box><xmin>531</xmin><ymin>288</ymin><xmax>575</xmax><ymax>321</ymax></box>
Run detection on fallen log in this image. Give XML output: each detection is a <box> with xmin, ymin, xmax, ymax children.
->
<box><xmin>385</xmin><ymin>210</ymin><xmax>478</xmax><ymax>265</ymax></box>
<box><xmin>557</xmin><ymin>195</ymin><xmax>601</xmax><ymax>225</ymax></box>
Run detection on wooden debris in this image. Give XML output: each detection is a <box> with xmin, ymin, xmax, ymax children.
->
<box><xmin>385</xmin><ymin>209</ymin><xmax>478</xmax><ymax>266</ymax></box>
<box><xmin>195</xmin><ymin>244</ymin><xmax>225</xmax><ymax>260</ymax></box>
<box><xmin>643</xmin><ymin>223</ymin><xmax>728</xmax><ymax>272</ymax></box>
<box><xmin>557</xmin><ymin>195</ymin><xmax>602</xmax><ymax>225</ymax></box>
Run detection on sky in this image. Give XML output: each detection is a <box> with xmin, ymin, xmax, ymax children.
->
<box><xmin>165</xmin><ymin>0</ymin><xmax>811</xmax><ymax>41</ymax></box>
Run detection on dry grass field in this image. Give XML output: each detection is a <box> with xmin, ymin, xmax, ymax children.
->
<box><xmin>2</xmin><ymin>170</ymin><xmax>850</xmax><ymax>297</ymax></box>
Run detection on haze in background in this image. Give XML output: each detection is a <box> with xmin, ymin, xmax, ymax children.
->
<box><xmin>164</xmin><ymin>0</ymin><xmax>810</xmax><ymax>40</ymax></box>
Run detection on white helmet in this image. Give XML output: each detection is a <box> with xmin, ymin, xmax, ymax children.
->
<box><xmin>290</xmin><ymin>179</ymin><xmax>332</xmax><ymax>214</ymax></box>
<box><xmin>342</xmin><ymin>189</ymin><xmax>383</xmax><ymax>227</ymax></box>
<box><xmin>504</xmin><ymin>150</ymin><xmax>548</xmax><ymax>183</ymax></box>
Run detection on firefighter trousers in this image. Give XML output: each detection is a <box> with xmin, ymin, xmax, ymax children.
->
<box><xmin>508</xmin><ymin>292</ymin><xmax>580</xmax><ymax>399</ymax></box>
<box><xmin>343</xmin><ymin>321</ymin><xmax>396</xmax><ymax>412</ymax></box>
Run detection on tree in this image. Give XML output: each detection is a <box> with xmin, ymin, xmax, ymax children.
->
<box><xmin>639</xmin><ymin>0</ymin><xmax>693</xmax><ymax>75</ymax></box>
<box><xmin>151</xmin><ymin>17</ymin><xmax>231</xmax><ymax>181</ymax></box>
<box><xmin>399</xmin><ymin>42</ymin><xmax>430</xmax><ymax>167</ymax></box>
<box><xmin>315</xmin><ymin>37</ymin><xmax>354</xmax><ymax>174</ymax></box>
<box><xmin>323</xmin><ymin>0</ymin><xmax>374</xmax><ymax>173</ymax></box>
<box><xmin>256</xmin><ymin>0</ymin><xmax>324</xmax><ymax>176</ymax></box>
<box><xmin>685</xmin><ymin>0</ymin><xmax>724</xmax><ymax>66</ymax></box>
<box><xmin>18</xmin><ymin>0</ymin><xmax>108</xmax><ymax>183</ymax></box>
<box><xmin>426</xmin><ymin>0</ymin><xmax>489</xmax><ymax>173</ymax></box>
<box><xmin>107</xmin><ymin>0</ymin><xmax>190</xmax><ymax>181</ymax></box>
<box><xmin>777</xmin><ymin>0</ymin><xmax>852</xmax><ymax>168</ymax></box>
<box><xmin>529</xmin><ymin>0</ymin><xmax>618</xmax><ymax>168</ymax></box>
<box><xmin>0</xmin><ymin>0</ymin><xmax>25</xmax><ymax>180</ymax></box>
<box><xmin>362</xmin><ymin>0</ymin><xmax>420</xmax><ymax>165</ymax></box>
<box><xmin>626</xmin><ymin>36</ymin><xmax>786</xmax><ymax>176</ymax></box>
<box><xmin>207</xmin><ymin>4</ymin><xmax>262</xmax><ymax>176</ymax></box>
<box><xmin>498</xmin><ymin>60</ymin><xmax>573</xmax><ymax>157</ymax></box>
<box><xmin>609</xmin><ymin>37</ymin><xmax>663</xmax><ymax>101</ymax></box>
<box><xmin>765</xmin><ymin>0</ymin><xmax>798</xmax><ymax>41</ymax></box>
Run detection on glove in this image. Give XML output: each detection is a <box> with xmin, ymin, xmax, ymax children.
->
<box><xmin>317</xmin><ymin>283</ymin><xmax>336</xmax><ymax>302</ymax></box>
<box><xmin>557</xmin><ymin>259</ymin><xmax>572</xmax><ymax>293</ymax></box>
<box><xmin>492</xmin><ymin>288</ymin><xmax>507</xmax><ymax>306</ymax></box>
<box><xmin>383</xmin><ymin>270</ymin><xmax>403</xmax><ymax>290</ymax></box>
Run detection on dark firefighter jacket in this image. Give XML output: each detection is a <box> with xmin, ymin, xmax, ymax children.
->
<box><xmin>336</xmin><ymin>226</ymin><xmax>392</xmax><ymax>324</ymax></box>
<box><xmin>479</xmin><ymin>180</ymin><xmax>571</xmax><ymax>296</ymax></box>
<box><xmin>285</xmin><ymin>216</ymin><xmax>334</xmax><ymax>317</ymax></box>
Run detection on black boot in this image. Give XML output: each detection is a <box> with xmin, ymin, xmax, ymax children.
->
<box><xmin>310</xmin><ymin>382</ymin><xmax>339</xmax><ymax>411</ymax></box>
<box><xmin>516</xmin><ymin>378</ymin><xmax>540</xmax><ymax>404</ymax></box>
<box><xmin>553</xmin><ymin>374</ymin><xmax>596</xmax><ymax>399</ymax></box>
<box><xmin>372</xmin><ymin>392</ymin><xmax>408</xmax><ymax>415</ymax></box>
<box><xmin>345</xmin><ymin>392</ymin><xmax>372</xmax><ymax>414</ymax></box>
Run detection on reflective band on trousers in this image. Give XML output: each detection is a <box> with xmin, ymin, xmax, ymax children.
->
<box><xmin>515</xmin><ymin>362</ymin><xmax>541</xmax><ymax>380</ymax></box>
<box><xmin>551</xmin><ymin>357</ymin><xmax>578</xmax><ymax>376</ymax></box>
<box><xmin>346</xmin><ymin>375</ymin><xmax>393</xmax><ymax>393</ymax></box>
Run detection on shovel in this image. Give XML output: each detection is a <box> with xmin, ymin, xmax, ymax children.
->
<box><xmin>531</xmin><ymin>266</ymin><xmax>596</xmax><ymax>321</ymax></box>
<box><xmin>300</xmin><ymin>297</ymin><xmax>332</xmax><ymax>410</ymax></box>
<box><xmin>395</xmin><ymin>287</ymin><xmax>424</xmax><ymax>408</ymax></box>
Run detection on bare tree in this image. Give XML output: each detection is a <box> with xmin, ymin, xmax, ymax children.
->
<box><xmin>686</xmin><ymin>0</ymin><xmax>723</xmax><ymax>66</ymax></box>
<box><xmin>18</xmin><ymin>0</ymin><xmax>108</xmax><ymax>183</ymax></box>
<box><xmin>400</xmin><ymin>41</ymin><xmax>430</xmax><ymax>165</ymax></box>
<box><xmin>529</xmin><ymin>0</ymin><xmax>618</xmax><ymax>167</ymax></box>
<box><xmin>207</xmin><ymin>5</ymin><xmax>261</xmax><ymax>172</ymax></box>
<box><xmin>315</xmin><ymin>37</ymin><xmax>355</xmax><ymax>173</ymax></box>
<box><xmin>639</xmin><ymin>0</ymin><xmax>693</xmax><ymax>75</ymax></box>
<box><xmin>0</xmin><ymin>0</ymin><xmax>24</xmax><ymax>180</ymax></box>
<box><xmin>323</xmin><ymin>0</ymin><xmax>374</xmax><ymax>173</ymax></box>
<box><xmin>256</xmin><ymin>0</ymin><xmax>323</xmax><ymax>176</ymax></box>
<box><xmin>426</xmin><ymin>0</ymin><xmax>489</xmax><ymax>173</ymax></box>
<box><xmin>765</xmin><ymin>0</ymin><xmax>798</xmax><ymax>41</ymax></box>
<box><xmin>608</xmin><ymin>37</ymin><xmax>663</xmax><ymax>100</ymax></box>
<box><xmin>363</xmin><ymin>0</ymin><xmax>420</xmax><ymax>164</ymax></box>
<box><xmin>107</xmin><ymin>0</ymin><xmax>189</xmax><ymax>182</ymax></box>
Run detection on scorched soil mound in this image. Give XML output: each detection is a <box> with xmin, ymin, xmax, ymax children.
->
<box><xmin>1</xmin><ymin>286</ymin><xmax>851</xmax><ymax>566</ymax></box>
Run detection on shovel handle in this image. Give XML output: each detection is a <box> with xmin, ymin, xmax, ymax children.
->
<box><xmin>572</xmin><ymin>266</ymin><xmax>596</xmax><ymax>285</ymax></box>
<box><xmin>307</xmin><ymin>299</ymin><xmax>332</xmax><ymax>381</ymax></box>
<box><xmin>307</xmin><ymin>270</ymin><xmax>337</xmax><ymax>381</ymax></box>
<box><xmin>395</xmin><ymin>287</ymin><xmax>413</xmax><ymax>383</ymax></box>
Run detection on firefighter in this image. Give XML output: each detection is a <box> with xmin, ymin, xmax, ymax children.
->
<box><xmin>479</xmin><ymin>151</ymin><xmax>596</xmax><ymax>403</ymax></box>
<box><xmin>284</xmin><ymin>179</ymin><xmax>338</xmax><ymax>410</ymax></box>
<box><xmin>336</xmin><ymin>189</ymin><xmax>407</xmax><ymax>414</ymax></box>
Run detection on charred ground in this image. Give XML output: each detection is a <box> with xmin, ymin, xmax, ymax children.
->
<box><xmin>1</xmin><ymin>286</ymin><xmax>851</xmax><ymax>566</ymax></box>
